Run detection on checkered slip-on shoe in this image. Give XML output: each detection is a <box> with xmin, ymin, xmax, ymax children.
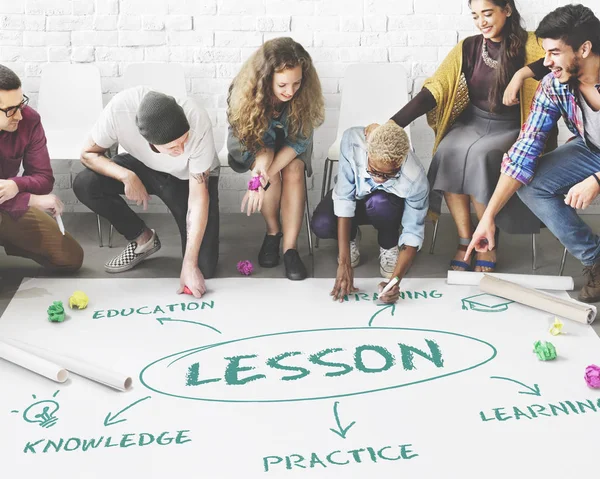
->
<box><xmin>104</xmin><ymin>229</ymin><xmax>161</xmax><ymax>274</ymax></box>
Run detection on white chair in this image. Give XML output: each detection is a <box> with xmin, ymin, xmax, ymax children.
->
<box><xmin>318</xmin><ymin>63</ymin><xmax>412</xmax><ymax>247</ymax></box>
<box><xmin>37</xmin><ymin>63</ymin><xmax>105</xmax><ymax>244</ymax></box>
<box><xmin>218</xmin><ymin>133</ymin><xmax>315</xmax><ymax>266</ymax></box>
<box><xmin>102</xmin><ymin>63</ymin><xmax>188</xmax><ymax>247</ymax></box>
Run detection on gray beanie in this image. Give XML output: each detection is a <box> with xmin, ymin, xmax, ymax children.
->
<box><xmin>136</xmin><ymin>91</ymin><xmax>190</xmax><ymax>145</ymax></box>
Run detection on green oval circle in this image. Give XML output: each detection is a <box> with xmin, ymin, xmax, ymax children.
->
<box><xmin>139</xmin><ymin>327</ymin><xmax>497</xmax><ymax>403</ymax></box>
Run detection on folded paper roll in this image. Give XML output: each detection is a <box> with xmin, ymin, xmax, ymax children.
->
<box><xmin>2</xmin><ymin>339</ymin><xmax>132</xmax><ymax>391</ymax></box>
<box><xmin>0</xmin><ymin>341</ymin><xmax>68</xmax><ymax>383</ymax></box>
<box><xmin>448</xmin><ymin>271</ymin><xmax>574</xmax><ymax>291</ymax></box>
<box><xmin>479</xmin><ymin>275</ymin><xmax>597</xmax><ymax>324</ymax></box>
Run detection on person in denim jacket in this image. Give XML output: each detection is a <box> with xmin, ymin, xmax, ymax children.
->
<box><xmin>226</xmin><ymin>37</ymin><xmax>325</xmax><ymax>280</ymax></box>
<box><xmin>311</xmin><ymin>122</ymin><xmax>429</xmax><ymax>303</ymax></box>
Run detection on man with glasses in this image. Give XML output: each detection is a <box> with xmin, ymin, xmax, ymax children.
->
<box><xmin>311</xmin><ymin>121</ymin><xmax>429</xmax><ymax>303</ymax></box>
<box><xmin>0</xmin><ymin>64</ymin><xmax>83</xmax><ymax>273</ymax></box>
<box><xmin>467</xmin><ymin>4</ymin><xmax>600</xmax><ymax>303</ymax></box>
<box><xmin>73</xmin><ymin>86</ymin><xmax>220</xmax><ymax>298</ymax></box>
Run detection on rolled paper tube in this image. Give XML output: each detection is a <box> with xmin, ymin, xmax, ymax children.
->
<box><xmin>0</xmin><ymin>341</ymin><xmax>68</xmax><ymax>383</ymax></box>
<box><xmin>2</xmin><ymin>339</ymin><xmax>132</xmax><ymax>391</ymax></box>
<box><xmin>448</xmin><ymin>271</ymin><xmax>574</xmax><ymax>291</ymax></box>
<box><xmin>479</xmin><ymin>274</ymin><xmax>597</xmax><ymax>324</ymax></box>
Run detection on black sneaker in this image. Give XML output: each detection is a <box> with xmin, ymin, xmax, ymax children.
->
<box><xmin>258</xmin><ymin>232</ymin><xmax>283</xmax><ymax>268</ymax></box>
<box><xmin>283</xmin><ymin>249</ymin><xmax>307</xmax><ymax>281</ymax></box>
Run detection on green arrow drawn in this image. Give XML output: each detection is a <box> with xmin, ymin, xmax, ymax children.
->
<box><xmin>329</xmin><ymin>401</ymin><xmax>356</xmax><ymax>439</ymax></box>
<box><xmin>104</xmin><ymin>396</ymin><xmax>152</xmax><ymax>427</ymax></box>
<box><xmin>490</xmin><ymin>376</ymin><xmax>541</xmax><ymax>396</ymax></box>
<box><xmin>156</xmin><ymin>317</ymin><xmax>222</xmax><ymax>334</ymax></box>
<box><xmin>368</xmin><ymin>304</ymin><xmax>396</xmax><ymax>327</ymax></box>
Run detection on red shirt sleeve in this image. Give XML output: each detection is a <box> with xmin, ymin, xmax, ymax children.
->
<box><xmin>9</xmin><ymin>115</ymin><xmax>54</xmax><ymax>195</ymax></box>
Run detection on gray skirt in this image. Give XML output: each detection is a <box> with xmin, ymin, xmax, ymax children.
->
<box><xmin>428</xmin><ymin>104</ymin><xmax>541</xmax><ymax>234</ymax></box>
<box><xmin>227</xmin><ymin>127</ymin><xmax>314</xmax><ymax>177</ymax></box>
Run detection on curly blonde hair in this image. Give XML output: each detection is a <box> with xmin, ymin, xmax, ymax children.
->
<box><xmin>226</xmin><ymin>37</ymin><xmax>325</xmax><ymax>154</ymax></box>
<box><xmin>368</xmin><ymin>121</ymin><xmax>410</xmax><ymax>167</ymax></box>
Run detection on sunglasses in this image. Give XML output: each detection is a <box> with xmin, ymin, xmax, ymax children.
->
<box><xmin>0</xmin><ymin>94</ymin><xmax>29</xmax><ymax>118</ymax></box>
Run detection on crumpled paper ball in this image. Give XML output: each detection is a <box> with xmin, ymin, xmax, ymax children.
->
<box><xmin>237</xmin><ymin>260</ymin><xmax>254</xmax><ymax>276</ymax></box>
<box><xmin>549</xmin><ymin>317</ymin><xmax>564</xmax><ymax>336</ymax></box>
<box><xmin>69</xmin><ymin>291</ymin><xmax>89</xmax><ymax>310</ymax></box>
<box><xmin>584</xmin><ymin>365</ymin><xmax>600</xmax><ymax>388</ymax></box>
<box><xmin>533</xmin><ymin>340</ymin><xmax>557</xmax><ymax>361</ymax></box>
<box><xmin>248</xmin><ymin>176</ymin><xmax>262</xmax><ymax>191</ymax></box>
<box><xmin>47</xmin><ymin>301</ymin><xmax>65</xmax><ymax>323</ymax></box>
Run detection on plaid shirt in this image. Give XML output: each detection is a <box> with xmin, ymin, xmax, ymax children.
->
<box><xmin>501</xmin><ymin>74</ymin><xmax>600</xmax><ymax>184</ymax></box>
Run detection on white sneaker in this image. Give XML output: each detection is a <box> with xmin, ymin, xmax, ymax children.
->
<box><xmin>337</xmin><ymin>227</ymin><xmax>361</xmax><ymax>268</ymax></box>
<box><xmin>350</xmin><ymin>227</ymin><xmax>361</xmax><ymax>268</ymax></box>
<box><xmin>379</xmin><ymin>245</ymin><xmax>399</xmax><ymax>279</ymax></box>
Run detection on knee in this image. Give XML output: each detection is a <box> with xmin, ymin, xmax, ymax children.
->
<box><xmin>282</xmin><ymin>159</ymin><xmax>305</xmax><ymax>182</ymax></box>
<box><xmin>516</xmin><ymin>184</ymin><xmax>540</xmax><ymax>205</ymax></box>
<box><xmin>48</xmin><ymin>238</ymin><xmax>84</xmax><ymax>273</ymax></box>
<box><xmin>72</xmin><ymin>168</ymin><xmax>98</xmax><ymax>202</ymax></box>
<box><xmin>310</xmin><ymin>210</ymin><xmax>335</xmax><ymax>239</ymax></box>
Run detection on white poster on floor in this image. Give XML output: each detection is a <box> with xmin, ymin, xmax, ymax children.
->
<box><xmin>1</xmin><ymin>277</ymin><xmax>599</xmax><ymax>478</ymax></box>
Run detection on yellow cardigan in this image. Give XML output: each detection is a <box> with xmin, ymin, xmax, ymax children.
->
<box><xmin>423</xmin><ymin>32</ymin><xmax>552</xmax><ymax>154</ymax></box>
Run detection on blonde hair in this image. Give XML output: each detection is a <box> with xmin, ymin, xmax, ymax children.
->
<box><xmin>226</xmin><ymin>37</ymin><xmax>325</xmax><ymax>154</ymax></box>
<box><xmin>368</xmin><ymin>121</ymin><xmax>410</xmax><ymax>167</ymax></box>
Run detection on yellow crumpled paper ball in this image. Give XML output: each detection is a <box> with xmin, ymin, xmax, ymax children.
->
<box><xmin>69</xmin><ymin>291</ymin><xmax>89</xmax><ymax>310</ymax></box>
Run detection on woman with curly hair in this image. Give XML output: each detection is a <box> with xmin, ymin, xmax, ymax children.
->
<box><xmin>367</xmin><ymin>0</ymin><xmax>556</xmax><ymax>273</ymax></box>
<box><xmin>226</xmin><ymin>37</ymin><xmax>325</xmax><ymax>281</ymax></box>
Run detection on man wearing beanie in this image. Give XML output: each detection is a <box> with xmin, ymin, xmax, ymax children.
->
<box><xmin>74</xmin><ymin>86</ymin><xmax>220</xmax><ymax>298</ymax></box>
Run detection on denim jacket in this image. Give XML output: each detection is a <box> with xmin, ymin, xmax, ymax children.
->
<box><xmin>233</xmin><ymin>104</ymin><xmax>312</xmax><ymax>166</ymax></box>
<box><xmin>333</xmin><ymin>127</ymin><xmax>430</xmax><ymax>250</ymax></box>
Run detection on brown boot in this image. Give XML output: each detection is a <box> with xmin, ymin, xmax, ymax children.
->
<box><xmin>578</xmin><ymin>262</ymin><xmax>600</xmax><ymax>303</ymax></box>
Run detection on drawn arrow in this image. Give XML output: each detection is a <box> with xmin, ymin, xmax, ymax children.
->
<box><xmin>490</xmin><ymin>376</ymin><xmax>541</xmax><ymax>396</ymax></box>
<box><xmin>104</xmin><ymin>396</ymin><xmax>152</xmax><ymax>427</ymax></box>
<box><xmin>368</xmin><ymin>304</ymin><xmax>396</xmax><ymax>327</ymax></box>
<box><xmin>329</xmin><ymin>401</ymin><xmax>356</xmax><ymax>439</ymax></box>
<box><xmin>156</xmin><ymin>317</ymin><xmax>222</xmax><ymax>334</ymax></box>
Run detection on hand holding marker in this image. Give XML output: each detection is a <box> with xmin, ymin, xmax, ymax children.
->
<box><xmin>380</xmin><ymin>276</ymin><xmax>399</xmax><ymax>296</ymax></box>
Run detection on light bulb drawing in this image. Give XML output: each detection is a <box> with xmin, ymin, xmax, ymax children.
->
<box><xmin>11</xmin><ymin>390</ymin><xmax>61</xmax><ymax>429</ymax></box>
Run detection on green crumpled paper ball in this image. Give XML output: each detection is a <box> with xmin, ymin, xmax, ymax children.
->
<box><xmin>47</xmin><ymin>301</ymin><xmax>65</xmax><ymax>323</ymax></box>
<box><xmin>533</xmin><ymin>340</ymin><xmax>557</xmax><ymax>361</ymax></box>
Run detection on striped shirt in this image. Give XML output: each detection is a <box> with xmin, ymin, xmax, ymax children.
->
<box><xmin>501</xmin><ymin>73</ymin><xmax>600</xmax><ymax>185</ymax></box>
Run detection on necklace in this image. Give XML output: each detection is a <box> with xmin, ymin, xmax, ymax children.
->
<box><xmin>482</xmin><ymin>40</ymin><xmax>498</xmax><ymax>69</ymax></box>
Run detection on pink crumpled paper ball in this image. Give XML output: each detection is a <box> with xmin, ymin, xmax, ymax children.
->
<box><xmin>584</xmin><ymin>364</ymin><xmax>600</xmax><ymax>388</ymax></box>
<box><xmin>237</xmin><ymin>260</ymin><xmax>254</xmax><ymax>276</ymax></box>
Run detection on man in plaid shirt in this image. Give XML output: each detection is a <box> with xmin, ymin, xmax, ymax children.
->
<box><xmin>467</xmin><ymin>4</ymin><xmax>600</xmax><ymax>302</ymax></box>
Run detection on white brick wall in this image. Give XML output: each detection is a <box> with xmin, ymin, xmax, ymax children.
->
<box><xmin>0</xmin><ymin>0</ymin><xmax>595</xmax><ymax>213</ymax></box>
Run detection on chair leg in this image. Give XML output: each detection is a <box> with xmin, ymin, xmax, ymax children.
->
<box><xmin>96</xmin><ymin>214</ymin><xmax>103</xmax><ymax>247</ymax></box>
<box><xmin>559</xmin><ymin>247</ymin><xmax>568</xmax><ymax>276</ymax></box>
<box><xmin>108</xmin><ymin>224</ymin><xmax>114</xmax><ymax>248</ymax></box>
<box><xmin>304</xmin><ymin>171</ymin><xmax>314</xmax><ymax>257</ymax></box>
<box><xmin>532</xmin><ymin>233</ymin><xmax>537</xmax><ymax>271</ymax></box>
<box><xmin>304</xmin><ymin>171</ymin><xmax>315</xmax><ymax>278</ymax></box>
<box><xmin>429</xmin><ymin>218</ymin><xmax>439</xmax><ymax>255</ymax></box>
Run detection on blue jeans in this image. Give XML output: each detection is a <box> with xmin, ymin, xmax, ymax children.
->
<box><xmin>517</xmin><ymin>137</ymin><xmax>600</xmax><ymax>266</ymax></box>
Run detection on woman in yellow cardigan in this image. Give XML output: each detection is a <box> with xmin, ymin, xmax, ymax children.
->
<box><xmin>370</xmin><ymin>0</ymin><xmax>556</xmax><ymax>272</ymax></box>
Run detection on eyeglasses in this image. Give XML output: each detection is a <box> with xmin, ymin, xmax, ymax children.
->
<box><xmin>0</xmin><ymin>94</ymin><xmax>29</xmax><ymax>118</ymax></box>
<box><xmin>366</xmin><ymin>166</ymin><xmax>401</xmax><ymax>181</ymax></box>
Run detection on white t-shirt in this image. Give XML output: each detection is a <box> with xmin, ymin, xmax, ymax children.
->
<box><xmin>91</xmin><ymin>86</ymin><xmax>219</xmax><ymax>180</ymax></box>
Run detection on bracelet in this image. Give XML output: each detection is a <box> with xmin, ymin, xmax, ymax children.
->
<box><xmin>593</xmin><ymin>173</ymin><xmax>600</xmax><ymax>188</ymax></box>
